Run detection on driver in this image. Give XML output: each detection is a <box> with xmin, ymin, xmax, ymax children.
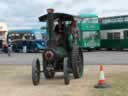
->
<box><xmin>55</xmin><ymin>19</ymin><xmax>66</xmax><ymax>45</ymax></box>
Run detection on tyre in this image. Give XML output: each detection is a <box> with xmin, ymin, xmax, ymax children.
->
<box><xmin>71</xmin><ymin>47</ymin><xmax>84</xmax><ymax>78</ymax></box>
<box><xmin>43</xmin><ymin>60</ymin><xmax>55</xmax><ymax>79</ymax></box>
<box><xmin>116</xmin><ymin>48</ymin><xmax>123</xmax><ymax>51</ymax></box>
<box><xmin>3</xmin><ymin>47</ymin><xmax>8</xmax><ymax>53</ymax></box>
<box><xmin>87</xmin><ymin>48</ymin><xmax>91</xmax><ymax>51</ymax></box>
<box><xmin>79</xmin><ymin>49</ymin><xmax>84</xmax><ymax>77</ymax></box>
<box><xmin>32</xmin><ymin>58</ymin><xmax>40</xmax><ymax>86</ymax></box>
<box><xmin>64</xmin><ymin>58</ymin><xmax>70</xmax><ymax>85</ymax></box>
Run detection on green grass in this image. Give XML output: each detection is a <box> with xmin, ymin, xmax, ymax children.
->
<box><xmin>90</xmin><ymin>72</ymin><xmax>128</xmax><ymax>96</ymax></box>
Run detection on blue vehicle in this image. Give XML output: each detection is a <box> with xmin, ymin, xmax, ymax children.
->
<box><xmin>8</xmin><ymin>29</ymin><xmax>47</xmax><ymax>52</ymax></box>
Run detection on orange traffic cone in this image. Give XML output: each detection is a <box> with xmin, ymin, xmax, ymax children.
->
<box><xmin>94</xmin><ymin>65</ymin><xmax>111</xmax><ymax>88</ymax></box>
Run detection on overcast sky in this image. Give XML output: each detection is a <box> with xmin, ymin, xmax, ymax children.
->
<box><xmin>0</xmin><ymin>0</ymin><xmax>128</xmax><ymax>29</ymax></box>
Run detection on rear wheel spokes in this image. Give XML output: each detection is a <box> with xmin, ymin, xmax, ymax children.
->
<box><xmin>77</xmin><ymin>54</ymin><xmax>81</xmax><ymax>71</ymax></box>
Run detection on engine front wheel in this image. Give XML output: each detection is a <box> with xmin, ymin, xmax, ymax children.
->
<box><xmin>43</xmin><ymin>60</ymin><xmax>55</xmax><ymax>79</ymax></box>
<box><xmin>32</xmin><ymin>58</ymin><xmax>40</xmax><ymax>86</ymax></box>
<box><xmin>44</xmin><ymin>71</ymin><xmax>55</xmax><ymax>79</ymax></box>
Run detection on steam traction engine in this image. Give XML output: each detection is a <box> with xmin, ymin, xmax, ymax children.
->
<box><xmin>32</xmin><ymin>9</ymin><xmax>84</xmax><ymax>85</ymax></box>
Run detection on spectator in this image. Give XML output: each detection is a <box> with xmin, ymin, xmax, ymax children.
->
<box><xmin>69</xmin><ymin>20</ymin><xmax>80</xmax><ymax>40</ymax></box>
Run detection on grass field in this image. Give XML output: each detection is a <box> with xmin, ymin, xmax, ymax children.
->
<box><xmin>0</xmin><ymin>65</ymin><xmax>128</xmax><ymax>96</ymax></box>
<box><xmin>86</xmin><ymin>65</ymin><xmax>128</xmax><ymax>96</ymax></box>
<box><xmin>89</xmin><ymin>72</ymin><xmax>128</xmax><ymax>96</ymax></box>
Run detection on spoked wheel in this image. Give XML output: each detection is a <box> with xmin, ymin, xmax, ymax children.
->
<box><xmin>43</xmin><ymin>60</ymin><xmax>55</xmax><ymax>79</ymax></box>
<box><xmin>79</xmin><ymin>49</ymin><xmax>84</xmax><ymax>77</ymax></box>
<box><xmin>64</xmin><ymin>58</ymin><xmax>70</xmax><ymax>85</ymax></box>
<box><xmin>44</xmin><ymin>71</ymin><xmax>55</xmax><ymax>79</ymax></box>
<box><xmin>32</xmin><ymin>58</ymin><xmax>40</xmax><ymax>86</ymax></box>
<box><xmin>71</xmin><ymin>47</ymin><xmax>84</xmax><ymax>79</ymax></box>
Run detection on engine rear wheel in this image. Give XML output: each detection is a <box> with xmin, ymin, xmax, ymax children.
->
<box><xmin>43</xmin><ymin>60</ymin><xmax>55</xmax><ymax>79</ymax></box>
<box><xmin>44</xmin><ymin>71</ymin><xmax>55</xmax><ymax>79</ymax></box>
<box><xmin>79</xmin><ymin>49</ymin><xmax>84</xmax><ymax>77</ymax></box>
<box><xmin>71</xmin><ymin>47</ymin><xmax>84</xmax><ymax>78</ymax></box>
<box><xmin>32</xmin><ymin>58</ymin><xmax>40</xmax><ymax>86</ymax></box>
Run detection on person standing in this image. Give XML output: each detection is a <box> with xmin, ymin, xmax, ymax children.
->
<box><xmin>7</xmin><ymin>39</ymin><xmax>12</xmax><ymax>56</ymax></box>
<box><xmin>70</xmin><ymin>20</ymin><xmax>80</xmax><ymax>40</ymax></box>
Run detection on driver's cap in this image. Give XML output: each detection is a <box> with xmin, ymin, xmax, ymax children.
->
<box><xmin>47</xmin><ymin>8</ymin><xmax>54</xmax><ymax>13</ymax></box>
